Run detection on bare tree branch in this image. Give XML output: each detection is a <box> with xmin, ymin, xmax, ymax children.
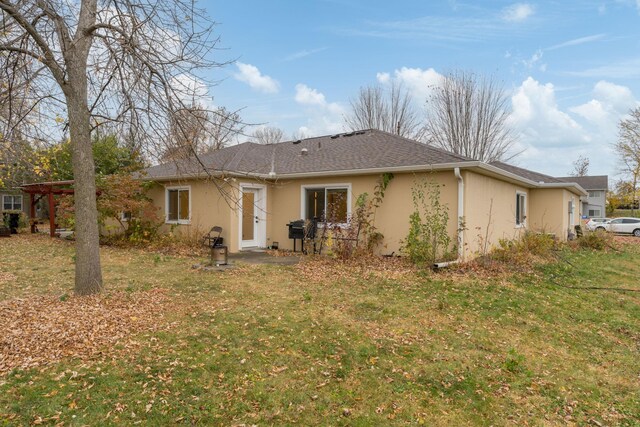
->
<box><xmin>251</xmin><ymin>126</ymin><xmax>284</xmax><ymax>145</ymax></box>
<box><xmin>425</xmin><ymin>70</ymin><xmax>519</xmax><ymax>162</ymax></box>
<box><xmin>0</xmin><ymin>0</ymin><xmax>238</xmax><ymax>295</ymax></box>
<box><xmin>344</xmin><ymin>82</ymin><xmax>425</xmax><ymax>141</ymax></box>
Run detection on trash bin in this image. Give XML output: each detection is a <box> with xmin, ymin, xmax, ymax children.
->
<box><xmin>211</xmin><ymin>245</ymin><xmax>228</xmax><ymax>266</ymax></box>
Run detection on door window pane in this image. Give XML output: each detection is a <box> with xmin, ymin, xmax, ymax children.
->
<box><xmin>242</xmin><ymin>192</ymin><xmax>255</xmax><ymax>241</ymax></box>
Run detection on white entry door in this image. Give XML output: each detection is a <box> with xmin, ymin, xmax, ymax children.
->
<box><xmin>240</xmin><ymin>185</ymin><xmax>266</xmax><ymax>248</ymax></box>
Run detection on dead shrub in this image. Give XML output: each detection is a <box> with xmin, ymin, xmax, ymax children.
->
<box><xmin>489</xmin><ymin>232</ymin><xmax>557</xmax><ymax>266</ymax></box>
<box><xmin>576</xmin><ymin>230</ymin><xmax>615</xmax><ymax>251</ymax></box>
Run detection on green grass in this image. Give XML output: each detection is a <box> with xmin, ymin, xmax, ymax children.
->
<box><xmin>1</xmin><ymin>235</ymin><xmax>639</xmax><ymax>425</ymax></box>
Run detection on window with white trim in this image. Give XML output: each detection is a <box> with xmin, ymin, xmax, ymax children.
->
<box><xmin>166</xmin><ymin>187</ymin><xmax>190</xmax><ymax>224</ymax></box>
<box><xmin>2</xmin><ymin>195</ymin><xmax>22</xmax><ymax>211</ymax></box>
<box><xmin>588</xmin><ymin>209</ymin><xmax>600</xmax><ymax>217</ymax></box>
<box><xmin>515</xmin><ymin>192</ymin><xmax>526</xmax><ymax>227</ymax></box>
<box><xmin>304</xmin><ymin>186</ymin><xmax>349</xmax><ymax>223</ymax></box>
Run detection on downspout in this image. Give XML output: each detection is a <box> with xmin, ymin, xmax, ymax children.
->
<box><xmin>434</xmin><ymin>167</ymin><xmax>464</xmax><ymax>268</ymax></box>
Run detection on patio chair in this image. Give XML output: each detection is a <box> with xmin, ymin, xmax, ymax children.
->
<box><xmin>202</xmin><ymin>226</ymin><xmax>224</xmax><ymax>247</ymax></box>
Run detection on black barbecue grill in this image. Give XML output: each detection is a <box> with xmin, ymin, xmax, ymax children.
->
<box><xmin>286</xmin><ymin>219</ymin><xmax>317</xmax><ymax>252</ymax></box>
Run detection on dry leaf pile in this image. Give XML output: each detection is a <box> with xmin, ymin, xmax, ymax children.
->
<box><xmin>0</xmin><ymin>272</ymin><xmax>17</xmax><ymax>285</ymax></box>
<box><xmin>0</xmin><ymin>289</ymin><xmax>170</xmax><ymax>375</ymax></box>
<box><xmin>296</xmin><ymin>255</ymin><xmax>416</xmax><ymax>285</ymax></box>
<box><xmin>613</xmin><ymin>235</ymin><xmax>640</xmax><ymax>245</ymax></box>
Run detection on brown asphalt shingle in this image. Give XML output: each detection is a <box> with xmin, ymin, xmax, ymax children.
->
<box><xmin>142</xmin><ymin>129</ymin><xmax>473</xmax><ymax>179</ymax></box>
<box><xmin>557</xmin><ymin>175</ymin><xmax>608</xmax><ymax>190</ymax></box>
<box><xmin>488</xmin><ymin>161</ymin><xmax>565</xmax><ymax>184</ymax></box>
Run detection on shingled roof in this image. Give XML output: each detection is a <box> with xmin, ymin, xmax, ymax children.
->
<box><xmin>141</xmin><ymin>129</ymin><xmax>584</xmax><ymax>196</ymax></box>
<box><xmin>489</xmin><ymin>161</ymin><xmax>565</xmax><ymax>184</ymax></box>
<box><xmin>557</xmin><ymin>175</ymin><xmax>608</xmax><ymax>190</ymax></box>
<box><xmin>142</xmin><ymin>129</ymin><xmax>472</xmax><ymax>179</ymax></box>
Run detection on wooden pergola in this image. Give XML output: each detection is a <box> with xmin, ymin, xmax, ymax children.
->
<box><xmin>20</xmin><ymin>180</ymin><xmax>75</xmax><ymax>237</ymax></box>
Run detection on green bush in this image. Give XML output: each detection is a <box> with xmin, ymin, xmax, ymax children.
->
<box><xmin>402</xmin><ymin>178</ymin><xmax>452</xmax><ymax>266</ymax></box>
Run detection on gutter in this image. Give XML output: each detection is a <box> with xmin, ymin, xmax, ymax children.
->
<box><xmin>434</xmin><ymin>167</ymin><xmax>465</xmax><ymax>269</ymax></box>
<box><xmin>141</xmin><ymin>161</ymin><xmax>587</xmax><ymax>196</ymax></box>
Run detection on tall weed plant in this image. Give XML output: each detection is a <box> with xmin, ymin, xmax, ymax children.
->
<box><xmin>403</xmin><ymin>178</ymin><xmax>451</xmax><ymax>266</ymax></box>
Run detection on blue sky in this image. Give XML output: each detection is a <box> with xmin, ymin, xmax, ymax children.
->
<box><xmin>201</xmin><ymin>0</ymin><xmax>640</xmax><ymax>178</ymax></box>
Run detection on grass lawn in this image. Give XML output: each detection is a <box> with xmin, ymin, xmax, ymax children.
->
<box><xmin>1</xmin><ymin>235</ymin><xmax>639</xmax><ymax>426</ymax></box>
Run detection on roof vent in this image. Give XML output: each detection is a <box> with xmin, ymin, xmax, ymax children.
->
<box><xmin>293</xmin><ymin>139</ymin><xmax>302</xmax><ymax>145</ymax></box>
<box><xmin>301</xmin><ymin>148</ymin><xmax>308</xmax><ymax>155</ymax></box>
<box><xmin>330</xmin><ymin>134</ymin><xmax>340</xmax><ymax>139</ymax></box>
<box><xmin>344</xmin><ymin>131</ymin><xmax>355</xmax><ymax>137</ymax></box>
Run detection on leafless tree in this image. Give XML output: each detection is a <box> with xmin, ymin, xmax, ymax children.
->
<box><xmin>0</xmin><ymin>0</ymin><xmax>230</xmax><ymax>295</ymax></box>
<box><xmin>615</xmin><ymin>106</ymin><xmax>640</xmax><ymax>216</ymax></box>
<box><xmin>344</xmin><ymin>82</ymin><xmax>425</xmax><ymax>141</ymax></box>
<box><xmin>424</xmin><ymin>70</ymin><xmax>517</xmax><ymax>162</ymax></box>
<box><xmin>251</xmin><ymin>126</ymin><xmax>284</xmax><ymax>145</ymax></box>
<box><xmin>291</xmin><ymin>128</ymin><xmax>309</xmax><ymax>141</ymax></box>
<box><xmin>164</xmin><ymin>104</ymin><xmax>244</xmax><ymax>160</ymax></box>
<box><xmin>568</xmin><ymin>155</ymin><xmax>590</xmax><ymax>177</ymax></box>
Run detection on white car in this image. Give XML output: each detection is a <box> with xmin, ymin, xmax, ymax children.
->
<box><xmin>585</xmin><ymin>217</ymin><xmax>611</xmax><ymax>231</ymax></box>
<box><xmin>595</xmin><ymin>217</ymin><xmax>640</xmax><ymax>237</ymax></box>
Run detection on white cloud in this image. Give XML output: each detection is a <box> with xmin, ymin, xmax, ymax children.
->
<box><xmin>509</xmin><ymin>77</ymin><xmax>586</xmax><ymax>147</ymax></box>
<box><xmin>294</xmin><ymin>84</ymin><xmax>327</xmax><ymax>106</ymax></box>
<box><xmin>171</xmin><ymin>74</ymin><xmax>214</xmax><ymax>107</ymax></box>
<box><xmin>501</xmin><ymin>3</ymin><xmax>535</xmax><ymax>22</ymax></box>
<box><xmin>376</xmin><ymin>72</ymin><xmax>391</xmax><ymax>84</ymax></box>
<box><xmin>378</xmin><ymin>66</ymin><xmax>443</xmax><ymax>101</ymax></box>
<box><xmin>508</xmin><ymin>77</ymin><xmax>639</xmax><ymax>176</ymax></box>
<box><xmin>592</xmin><ymin>80</ymin><xmax>637</xmax><ymax>113</ymax></box>
<box><xmin>292</xmin><ymin>84</ymin><xmax>345</xmax><ymax>136</ymax></box>
<box><xmin>234</xmin><ymin>62</ymin><xmax>279</xmax><ymax>94</ymax></box>
<box><xmin>523</xmin><ymin>49</ymin><xmax>544</xmax><ymax>69</ymax></box>
<box><xmin>284</xmin><ymin>47</ymin><xmax>327</xmax><ymax>62</ymax></box>
<box><xmin>546</xmin><ymin>34</ymin><xmax>606</xmax><ymax>51</ymax></box>
<box><xmin>570</xmin><ymin>80</ymin><xmax>638</xmax><ymax>130</ymax></box>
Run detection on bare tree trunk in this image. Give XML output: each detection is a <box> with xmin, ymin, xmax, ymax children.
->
<box><xmin>65</xmin><ymin>55</ymin><xmax>103</xmax><ymax>295</ymax></box>
<box><xmin>68</xmin><ymin>96</ymin><xmax>103</xmax><ymax>294</ymax></box>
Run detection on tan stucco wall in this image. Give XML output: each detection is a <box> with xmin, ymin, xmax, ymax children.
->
<box><xmin>148</xmin><ymin>179</ymin><xmax>238</xmax><ymax>250</ymax></box>
<box><xmin>149</xmin><ymin>173</ymin><xmax>461</xmax><ymax>255</ymax></box>
<box><xmin>462</xmin><ymin>171</ymin><xmax>529</xmax><ymax>257</ymax></box>
<box><xmin>529</xmin><ymin>188</ymin><xmax>582</xmax><ymax>240</ymax></box>
<box><xmin>147</xmin><ymin>171</ymin><xmax>584</xmax><ymax>258</ymax></box>
<box><xmin>268</xmin><ymin>171</ymin><xmax>459</xmax><ymax>255</ymax></box>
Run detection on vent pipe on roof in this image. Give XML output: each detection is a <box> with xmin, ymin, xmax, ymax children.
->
<box><xmin>301</xmin><ymin>148</ymin><xmax>308</xmax><ymax>156</ymax></box>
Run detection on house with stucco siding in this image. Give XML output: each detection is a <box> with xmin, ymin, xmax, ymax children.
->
<box><xmin>140</xmin><ymin>129</ymin><xmax>587</xmax><ymax>261</ymax></box>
